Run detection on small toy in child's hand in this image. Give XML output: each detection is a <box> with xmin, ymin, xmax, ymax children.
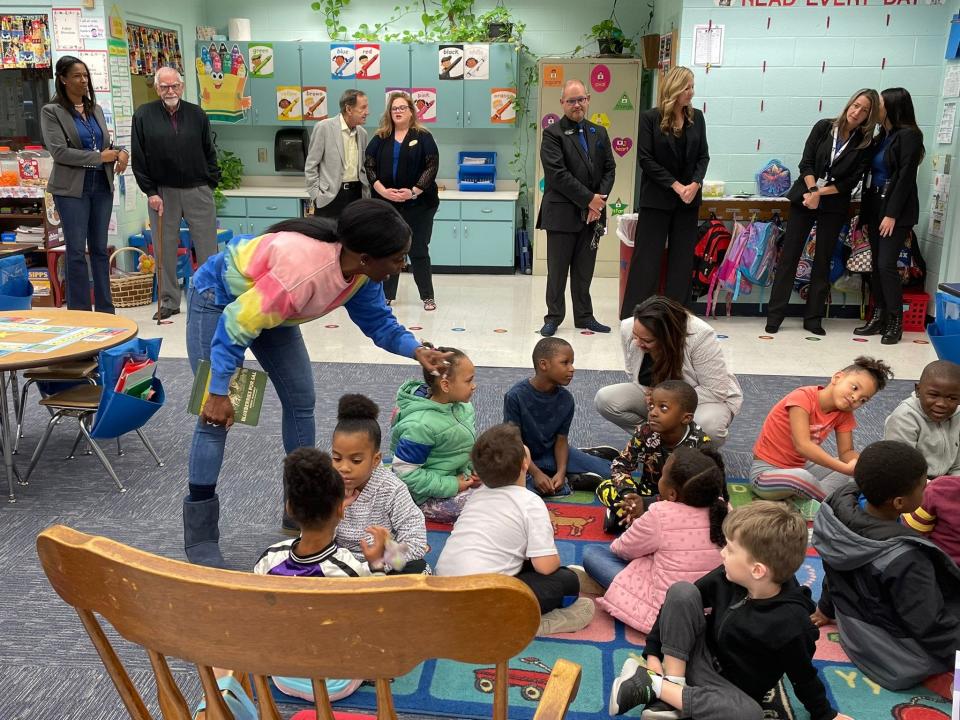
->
<box><xmin>383</xmin><ymin>536</ymin><xmax>409</xmax><ymax>572</ymax></box>
<box><xmin>138</xmin><ymin>255</ymin><xmax>155</xmax><ymax>274</ymax></box>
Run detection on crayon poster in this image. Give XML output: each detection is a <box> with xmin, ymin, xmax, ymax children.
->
<box><xmin>248</xmin><ymin>43</ymin><xmax>273</xmax><ymax>77</ymax></box>
<box><xmin>463</xmin><ymin>44</ymin><xmax>489</xmax><ymax>80</ymax></box>
<box><xmin>490</xmin><ymin>87</ymin><xmax>516</xmax><ymax>124</ymax></box>
<box><xmin>412</xmin><ymin>88</ymin><xmax>437</xmax><ymax>123</ymax></box>
<box><xmin>385</xmin><ymin>86</ymin><xmax>411</xmax><ymax>107</ymax></box>
<box><xmin>438</xmin><ymin>44</ymin><xmax>463</xmax><ymax>80</ymax></box>
<box><xmin>355</xmin><ymin>42</ymin><xmax>380</xmax><ymax>79</ymax></box>
<box><xmin>276</xmin><ymin>86</ymin><xmax>301</xmax><ymax>121</ymax></box>
<box><xmin>330</xmin><ymin>44</ymin><xmax>355</xmax><ymax>79</ymax></box>
<box><xmin>302</xmin><ymin>86</ymin><xmax>327</xmax><ymax>121</ymax></box>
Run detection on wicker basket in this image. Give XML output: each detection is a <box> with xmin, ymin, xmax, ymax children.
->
<box><xmin>109</xmin><ymin>247</ymin><xmax>154</xmax><ymax>308</ymax></box>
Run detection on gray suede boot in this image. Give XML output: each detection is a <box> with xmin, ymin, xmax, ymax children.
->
<box><xmin>183</xmin><ymin>495</ymin><xmax>227</xmax><ymax>568</ymax></box>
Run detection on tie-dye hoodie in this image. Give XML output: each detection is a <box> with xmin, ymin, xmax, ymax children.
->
<box><xmin>192</xmin><ymin>231</ymin><xmax>419</xmax><ymax>395</ymax></box>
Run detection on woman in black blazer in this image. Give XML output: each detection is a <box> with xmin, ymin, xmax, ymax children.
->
<box><xmin>620</xmin><ymin>66</ymin><xmax>709</xmax><ymax>318</ymax></box>
<box><xmin>853</xmin><ymin>88</ymin><xmax>925</xmax><ymax>344</ymax></box>
<box><xmin>765</xmin><ymin>89</ymin><xmax>879</xmax><ymax>335</ymax></box>
<box><xmin>364</xmin><ymin>92</ymin><xmax>440</xmax><ymax>311</ymax></box>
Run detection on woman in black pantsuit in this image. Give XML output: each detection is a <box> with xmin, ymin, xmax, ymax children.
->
<box><xmin>854</xmin><ymin>87</ymin><xmax>924</xmax><ymax>345</ymax></box>
<box><xmin>765</xmin><ymin>89</ymin><xmax>879</xmax><ymax>335</ymax></box>
<box><xmin>620</xmin><ymin>66</ymin><xmax>709</xmax><ymax>318</ymax></box>
<box><xmin>365</xmin><ymin>91</ymin><xmax>440</xmax><ymax>311</ymax></box>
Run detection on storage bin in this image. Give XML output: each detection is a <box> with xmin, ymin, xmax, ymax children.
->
<box><xmin>457</xmin><ymin>151</ymin><xmax>496</xmax><ymax>192</ymax></box>
<box><xmin>902</xmin><ymin>290</ymin><xmax>929</xmax><ymax>333</ymax></box>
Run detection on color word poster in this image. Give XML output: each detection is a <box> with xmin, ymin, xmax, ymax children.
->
<box><xmin>439</xmin><ymin>44</ymin><xmax>464</xmax><ymax>80</ymax></box>
<box><xmin>302</xmin><ymin>86</ymin><xmax>327</xmax><ymax>121</ymax></box>
<box><xmin>355</xmin><ymin>43</ymin><xmax>380</xmax><ymax>79</ymax></box>
<box><xmin>412</xmin><ymin>88</ymin><xmax>437</xmax><ymax>123</ymax></box>
<box><xmin>463</xmin><ymin>44</ymin><xmax>489</xmax><ymax>80</ymax></box>
<box><xmin>330</xmin><ymin>44</ymin><xmax>355</xmax><ymax>79</ymax></box>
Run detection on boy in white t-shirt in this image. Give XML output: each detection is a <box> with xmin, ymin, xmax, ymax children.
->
<box><xmin>436</xmin><ymin>423</ymin><xmax>595</xmax><ymax>635</ymax></box>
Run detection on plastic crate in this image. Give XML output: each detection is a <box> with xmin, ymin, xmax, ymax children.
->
<box><xmin>457</xmin><ymin>151</ymin><xmax>496</xmax><ymax>192</ymax></box>
<box><xmin>902</xmin><ymin>290</ymin><xmax>929</xmax><ymax>333</ymax></box>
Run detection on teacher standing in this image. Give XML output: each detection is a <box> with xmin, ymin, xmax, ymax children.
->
<box><xmin>41</xmin><ymin>55</ymin><xmax>127</xmax><ymax>313</ymax></box>
<box><xmin>365</xmin><ymin>91</ymin><xmax>440</xmax><ymax>311</ymax></box>
<box><xmin>620</xmin><ymin>66</ymin><xmax>709</xmax><ymax>318</ymax></box>
<box><xmin>765</xmin><ymin>89</ymin><xmax>878</xmax><ymax>335</ymax></box>
<box><xmin>184</xmin><ymin>199</ymin><xmax>449</xmax><ymax>568</ymax></box>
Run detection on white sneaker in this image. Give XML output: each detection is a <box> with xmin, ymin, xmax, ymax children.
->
<box><xmin>569</xmin><ymin>564</ymin><xmax>606</xmax><ymax>596</ymax></box>
<box><xmin>537</xmin><ymin>597</ymin><xmax>595</xmax><ymax>635</ymax></box>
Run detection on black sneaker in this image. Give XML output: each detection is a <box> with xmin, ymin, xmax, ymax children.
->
<box><xmin>568</xmin><ymin>471</ymin><xmax>603</xmax><ymax>492</ymax></box>
<box><xmin>641</xmin><ymin>700</ymin><xmax>682</xmax><ymax>719</ymax></box>
<box><xmin>580</xmin><ymin>445</ymin><xmax>620</xmax><ymax>462</ymax></box>
<box><xmin>609</xmin><ymin>658</ymin><xmax>656</xmax><ymax>715</ymax></box>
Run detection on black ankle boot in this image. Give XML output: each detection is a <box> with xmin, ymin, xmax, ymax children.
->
<box><xmin>882</xmin><ymin>313</ymin><xmax>903</xmax><ymax>344</ymax></box>
<box><xmin>803</xmin><ymin>319</ymin><xmax>826</xmax><ymax>336</ymax></box>
<box><xmin>854</xmin><ymin>309</ymin><xmax>887</xmax><ymax>336</ymax></box>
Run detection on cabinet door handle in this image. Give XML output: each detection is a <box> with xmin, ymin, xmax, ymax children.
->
<box><xmin>266</xmin><ymin>205</ymin><xmax>278</xmax><ymax>210</ymax></box>
<box><xmin>481</xmin><ymin>208</ymin><xmax>492</xmax><ymax>213</ymax></box>
<box><xmin>254</xmin><ymin>108</ymin><xmax>259</xmax><ymax>121</ymax></box>
<box><xmin>463</xmin><ymin>225</ymin><xmax>469</xmax><ymax>239</ymax></box>
<box><xmin>452</xmin><ymin>225</ymin><xmax>457</xmax><ymax>237</ymax></box>
<box><xmin>466</xmin><ymin>111</ymin><xmax>471</xmax><ymax>125</ymax></box>
<box><xmin>456</xmin><ymin>110</ymin><xmax>460</xmax><ymax>123</ymax></box>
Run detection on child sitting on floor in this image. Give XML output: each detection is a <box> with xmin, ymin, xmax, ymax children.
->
<box><xmin>751</xmin><ymin>356</ymin><xmax>893</xmax><ymax>505</ymax></box>
<box><xmin>885</xmin><ymin>359</ymin><xmax>960</xmax><ymax>478</ymax></box>
<box><xmin>585</xmin><ymin>446</ymin><xmax>727</xmax><ymax>634</ymax></box>
<box><xmin>254</xmin><ymin>447</ymin><xmax>391</xmax><ymax>703</ymax></box>
<box><xmin>812</xmin><ymin>441</ymin><xmax>960</xmax><ymax>691</ymax></box>
<box><xmin>332</xmin><ymin>393</ymin><xmax>428</xmax><ymax>573</ymax></box>
<box><xmin>435</xmin><ymin>424</ymin><xmax>595</xmax><ymax>636</ymax></box>
<box><xmin>596</xmin><ymin>380</ymin><xmax>710</xmax><ymax>534</ymax></box>
<box><xmin>610</xmin><ymin>501</ymin><xmax>849</xmax><ymax>720</ymax></box>
<box><xmin>390</xmin><ymin>346</ymin><xmax>479</xmax><ymax>523</ymax></box>
<box><xmin>504</xmin><ymin>337</ymin><xmax>614</xmax><ymax>498</ymax></box>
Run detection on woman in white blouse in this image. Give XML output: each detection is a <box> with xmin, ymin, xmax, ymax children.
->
<box><xmin>595</xmin><ymin>296</ymin><xmax>742</xmax><ymax>443</ymax></box>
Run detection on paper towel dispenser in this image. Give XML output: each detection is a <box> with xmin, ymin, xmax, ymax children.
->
<box><xmin>274</xmin><ymin>128</ymin><xmax>310</xmax><ymax>172</ymax></box>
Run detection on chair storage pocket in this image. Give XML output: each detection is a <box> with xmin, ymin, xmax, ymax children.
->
<box><xmin>91</xmin><ymin>377</ymin><xmax>165</xmax><ymax>439</ymax></box>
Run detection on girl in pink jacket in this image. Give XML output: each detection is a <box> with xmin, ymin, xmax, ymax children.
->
<box><xmin>583</xmin><ymin>446</ymin><xmax>727</xmax><ymax>633</ymax></box>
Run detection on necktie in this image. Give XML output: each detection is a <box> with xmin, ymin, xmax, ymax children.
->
<box><xmin>577</xmin><ymin>124</ymin><xmax>589</xmax><ymax>156</ymax></box>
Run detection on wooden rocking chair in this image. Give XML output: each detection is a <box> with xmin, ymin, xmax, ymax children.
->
<box><xmin>36</xmin><ymin>525</ymin><xmax>582</xmax><ymax>720</ymax></box>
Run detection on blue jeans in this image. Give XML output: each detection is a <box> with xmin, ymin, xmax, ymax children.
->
<box><xmin>53</xmin><ymin>169</ymin><xmax>114</xmax><ymax>312</ymax></box>
<box><xmin>582</xmin><ymin>544</ymin><xmax>629</xmax><ymax>589</ymax></box>
<box><xmin>526</xmin><ymin>447</ymin><xmax>613</xmax><ymax>497</ymax></box>
<box><xmin>186</xmin><ymin>287</ymin><xmax>316</xmax><ymax>489</ymax></box>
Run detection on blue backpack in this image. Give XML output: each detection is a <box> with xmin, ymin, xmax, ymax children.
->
<box><xmin>756</xmin><ymin>159</ymin><xmax>792</xmax><ymax>197</ymax></box>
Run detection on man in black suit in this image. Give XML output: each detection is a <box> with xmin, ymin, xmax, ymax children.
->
<box><xmin>537</xmin><ymin>79</ymin><xmax>616</xmax><ymax>337</ymax></box>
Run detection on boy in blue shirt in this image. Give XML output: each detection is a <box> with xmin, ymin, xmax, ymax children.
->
<box><xmin>504</xmin><ymin>337</ymin><xmax>614</xmax><ymax>497</ymax></box>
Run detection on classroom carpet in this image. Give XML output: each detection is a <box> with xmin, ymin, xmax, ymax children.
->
<box><xmin>0</xmin><ymin>359</ymin><xmax>951</xmax><ymax>720</ymax></box>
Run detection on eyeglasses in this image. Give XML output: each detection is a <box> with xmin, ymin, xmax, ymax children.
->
<box><xmin>158</xmin><ymin>83</ymin><xmax>182</xmax><ymax>91</ymax></box>
<box><xmin>391</xmin><ymin>106</ymin><xmax>411</xmax><ymax>113</ymax></box>
<box><xmin>563</xmin><ymin>96</ymin><xmax>589</xmax><ymax>106</ymax></box>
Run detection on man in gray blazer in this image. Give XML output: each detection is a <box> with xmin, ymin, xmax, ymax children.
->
<box><xmin>304</xmin><ymin>89</ymin><xmax>370</xmax><ymax>218</ymax></box>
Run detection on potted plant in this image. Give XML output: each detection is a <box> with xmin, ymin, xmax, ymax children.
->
<box><xmin>214</xmin><ymin>141</ymin><xmax>243</xmax><ymax>211</ymax></box>
<box><xmin>480</xmin><ymin>4</ymin><xmax>513</xmax><ymax>41</ymax></box>
<box><xmin>588</xmin><ymin>18</ymin><xmax>636</xmax><ymax>56</ymax></box>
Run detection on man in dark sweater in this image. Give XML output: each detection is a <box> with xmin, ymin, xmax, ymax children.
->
<box><xmin>132</xmin><ymin>67</ymin><xmax>220</xmax><ymax>320</ymax></box>
<box><xmin>610</xmin><ymin>501</ymin><xmax>845</xmax><ymax>720</ymax></box>
<box><xmin>812</xmin><ymin>441</ymin><xmax>960</xmax><ymax>691</ymax></box>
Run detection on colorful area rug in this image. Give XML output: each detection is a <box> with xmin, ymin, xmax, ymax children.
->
<box><xmin>276</xmin><ymin>484</ymin><xmax>952</xmax><ymax>720</ymax></box>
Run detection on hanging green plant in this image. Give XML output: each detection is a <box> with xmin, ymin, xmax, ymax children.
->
<box><xmin>214</xmin><ymin>143</ymin><xmax>243</xmax><ymax>211</ymax></box>
<box><xmin>311</xmin><ymin>0</ymin><xmax>351</xmax><ymax>41</ymax></box>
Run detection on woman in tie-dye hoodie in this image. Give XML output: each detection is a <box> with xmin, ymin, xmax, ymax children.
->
<box><xmin>183</xmin><ymin>198</ymin><xmax>450</xmax><ymax>569</ymax></box>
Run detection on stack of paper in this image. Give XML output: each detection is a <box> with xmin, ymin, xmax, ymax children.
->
<box><xmin>116</xmin><ymin>357</ymin><xmax>157</xmax><ymax>399</ymax></box>
<box><xmin>15</xmin><ymin>225</ymin><xmax>45</xmax><ymax>245</ymax></box>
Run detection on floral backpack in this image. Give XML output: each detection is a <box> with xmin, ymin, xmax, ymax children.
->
<box><xmin>756</xmin><ymin>159</ymin><xmax>792</xmax><ymax>197</ymax></box>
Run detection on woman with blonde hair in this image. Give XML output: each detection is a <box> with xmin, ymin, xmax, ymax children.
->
<box><xmin>765</xmin><ymin>89</ymin><xmax>879</xmax><ymax>335</ymax></box>
<box><xmin>620</xmin><ymin>66</ymin><xmax>709</xmax><ymax>317</ymax></box>
<box><xmin>364</xmin><ymin>91</ymin><xmax>440</xmax><ymax>310</ymax></box>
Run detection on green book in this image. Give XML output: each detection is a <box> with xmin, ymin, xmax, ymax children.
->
<box><xmin>187</xmin><ymin>360</ymin><xmax>269</xmax><ymax>427</ymax></box>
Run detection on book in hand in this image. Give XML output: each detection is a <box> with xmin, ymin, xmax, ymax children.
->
<box><xmin>187</xmin><ymin>360</ymin><xmax>268</xmax><ymax>427</ymax></box>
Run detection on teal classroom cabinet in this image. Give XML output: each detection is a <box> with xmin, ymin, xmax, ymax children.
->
<box><xmin>431</xmin><ymin>198</ymin><xmax>515</xmax><ymax>272</ymax></box>
<box><xmin>217</xmin><ymin>196</ymin><xmax>304</xmax><ymax>236</ymax></box>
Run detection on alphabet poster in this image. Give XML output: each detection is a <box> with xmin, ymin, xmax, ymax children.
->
<box><xmin>330</xmin><ymin>44</ymin><xmax>355</xmax><ymax>79</ymax></box>
<box><xmin>490</xmin><ymin>87</ymin><xmax>516</xmax><ymax>124</ymax></box>
<box><xmin>463</xmin><ymin>44</ymin><xmax>489</xmax><ymax>80</ymax></box>
<box><xmin>438</xmin><ymin>44</ymin><xmax>463</xmax><ymax>80</ymax></box>
<box><xmin>412</xmin><ymin>88</ymin><xmax>437</xmax><ymax>123</ymax></box>
<box><xmin>355</xmin><ymin>43</ymin><xmax>380</xmax><ymax>79</ymax></box>
<box><xmin>249</xmin><ymin>43</ymin><xmax>273</xmax><ymax>77</ymax></box>
<box><xmin>302</xmin><ymin>86</ymin><xmax>327</xmax><ymax>121</ymax></box>
<box><xmin>276</xmin><ymin>86</ymin><xmax>301</xmax><ymax>121</ymax></box>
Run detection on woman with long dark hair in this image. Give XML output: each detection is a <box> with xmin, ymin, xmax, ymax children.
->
<box><xmin>595</xmin><ymin>296</ymin><xmax>742</xmax><ymax>444</ymax></box>
<box><xmin>365</xmin><ymin>91</ymin><xmax>440</xmax><ymax>311</ymax></box>
<box><xmin>765</xmin><ymin>89</ymin><xmax>879</xmax><ymax>335</ymax></box>
<box><xmin>620</xmin><ymin>66</ymin><xmax>709</xmax><ymax>315</ymax></box>
<box><xmin>184</xmin><ymin>199</ymin><xmax>450</xmax><ymax>568</ymax></box>
<box><xmin>854</xmin><ymin>87</ymin><xmax>925</xmax><ymax>344</ymax></box>
<box><xmin>40</xmin><ymin>55</ymin><xmax>127</xmax><ymax>312</ymax></box>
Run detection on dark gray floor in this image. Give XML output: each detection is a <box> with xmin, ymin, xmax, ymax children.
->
<box><xmin>0</xmin><ymin>360</ymin><xmax>915</xmax><ymax>720</ymax></box>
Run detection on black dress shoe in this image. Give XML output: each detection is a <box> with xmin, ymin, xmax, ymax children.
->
<box><xmin>152</xmin><ymin>307</ymin><xmax>180</xmax><ymax>321</ymax></box>
<box><xmin>803</xmin><ymin>320</ymin><xmax>826</xmax><ymax>336</ymax></box>
<box><xmin>576</xmin><ymin>318</ymin><xmax>612</xmax><ymax>333</ymax></box>
<box><xmin>764</xmin><ymin>322</ymin><xmax>780</xmax><ymax>334</ymax></box>
<box><xmin>539</xmin><ymin>322</ymin><xmax>558</xmax><ymax>337</ymax></box>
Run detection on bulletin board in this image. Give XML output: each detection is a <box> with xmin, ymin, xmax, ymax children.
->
<box><xmin>126</xmin><ymin>21</ymin><xmax>182</xmax><ymax>76</ymax></box>
<box><xmin>0</xmin><ymin>15</ymin><xmax>52</xmax><ymax>69</ymax></box>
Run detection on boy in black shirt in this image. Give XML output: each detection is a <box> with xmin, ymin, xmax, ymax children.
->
<box><xmin>610</xmin><ymin>501</ymin><xmax>848</xmax><ymax>720</ymax></box>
